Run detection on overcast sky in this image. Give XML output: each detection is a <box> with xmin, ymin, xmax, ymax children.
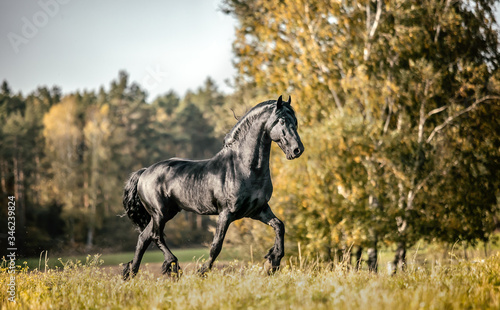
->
<box><xmin>0</xmin><ymin>0</ymin><xmax>237</xmax><ymax>101</ymax></box>
<box><xmin>1</xmin><ymin>1</ymin><xmax>499</xmax><ymax>102</ymax></box>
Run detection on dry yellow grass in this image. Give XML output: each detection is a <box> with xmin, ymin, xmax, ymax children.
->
<box><xmin>1</xmin><ymin>253</ymin><xmax>499</xmax><ymax>309</ymax></box>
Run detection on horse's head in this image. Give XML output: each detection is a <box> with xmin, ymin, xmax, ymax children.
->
<box><xmin>268</xmin><ymin>96</ymin><xmax>305</xmax><ymax>160</ymax></box>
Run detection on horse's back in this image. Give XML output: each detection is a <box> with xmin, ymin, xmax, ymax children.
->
<box><xmin>136</xmin><ymin>150</ymin><xmax>273</xmax><ymax>218</ymax></box>
<box><xmin>137</xmin><ymin>157</ymin><xmax>224</xmax><ymax>215</ymax></box>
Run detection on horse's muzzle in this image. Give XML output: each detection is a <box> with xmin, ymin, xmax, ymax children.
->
<box><xmin>288</xmin><ymin>144</ymin><xmax>304</xmax><ymax>160</ymax></box>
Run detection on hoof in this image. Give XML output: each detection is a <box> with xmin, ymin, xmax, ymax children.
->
<box><xmin>264</xmin><ymin>260</ymin><xmax>280</xmax><ymax>275</ymax></box>
<box><xmin>197</xmin><ymin>265</ymin><xmax>210</xmax><ymax>277</ymax></box>
<box><xmin>122</xmin><ymin>261</ymin><xmax>132</xmax><ymax>281</ymax></box>
<box><xmin>162</xmin><ymin>261</ymin><xmax>182</xmax><ymax>279</ymax></box>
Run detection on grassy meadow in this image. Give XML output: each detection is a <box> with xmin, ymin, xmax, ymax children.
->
<box><xmin>1</xmin><ymin>244</ymin><xmax>500</xmax><ymax>309</ymax></box>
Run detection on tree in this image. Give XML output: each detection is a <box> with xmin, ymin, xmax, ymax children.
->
<box><xmin>185</xmin><ymin>77</ymin><xmax>228</xmax><ymax>137</ymax></box>
<box><xmin>83</xmin><ymin>103</ymin><xmax>112</xmax><ymax>248</ymax></box>
<box><xmin>43</xmin><ymin>95</ymin><xmax>84</xmax><ymax>244</ymax></box>
<box><xmin>223</xmin><ymin>0</ymin><xmax>500</xmax><ymax>270</ymax></box>
<box><xmin>1</xmin><ymin>72</ymin><xmax>236</xmax><ymax>254</ymax></box>
<box><xmin>0</xmin><ymin>83</ymin><xmax>59</xmax><ymax>255</ymax></box>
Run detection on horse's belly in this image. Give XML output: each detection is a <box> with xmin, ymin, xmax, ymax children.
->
<box><xmin>172</xmin><ymin>189</ymin><xmax>219</xmax><ymax>215</ymax></box>
<box><xmin>180</xmin><ymin>203</ymin><xmax>218</xmax><ymax>215</ymax></box>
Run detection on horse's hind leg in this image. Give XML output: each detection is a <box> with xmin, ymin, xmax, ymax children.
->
<box><xmin>153</xmin><ymin>207</ymin><xmax>182</xmax><ymax>277</ymax></box>
<box><xmin>123</xmin><ymin>221</ymin><xmax>153</xmax><ymax>280</ymax></box>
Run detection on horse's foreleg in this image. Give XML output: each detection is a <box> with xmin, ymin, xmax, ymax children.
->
<box><xmin>198</xmin><ymin>211</ymin><xmax>233</xmax><ymax>275</ymax></box>
<box><xmin>252</xmin><ymin>205</ymin><xmax>285</xmax><ymax>274</ymax></box>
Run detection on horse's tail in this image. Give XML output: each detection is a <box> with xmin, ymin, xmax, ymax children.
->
<box><xmin>123</xmin><ymin>168</ymin><xmax>150</xmax><ymax>231</ymax></box>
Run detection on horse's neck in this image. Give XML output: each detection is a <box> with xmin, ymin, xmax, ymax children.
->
<box><xmin>234</xmin><ymin>121</ymin><xmax>272</xmax><ymax>174</ymax></box>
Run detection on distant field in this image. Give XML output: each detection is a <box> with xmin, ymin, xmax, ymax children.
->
<box><xmin>21</xmin><ymin>248</ymin><xmax>206</xmax><ymax>270</ymax></box>
<box><xmin>21</xmin><ymin>246</ymin><xmax>246</xmax><ymax>271</ymax></box>
<box><xmin>19</xmin><ymin>237</ymin><xmax>500</xmax><ymax>274</ymax></box>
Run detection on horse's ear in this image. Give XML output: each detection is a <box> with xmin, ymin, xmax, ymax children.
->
<box><xmin>288</xmin><ymin>95</ymin><xmax>292</xmax><ymax>105</ymax></box>
<box><xmin>277</xmin><ymin>95</ymin><xmax>283</xmax><ymax>109</ymax></box>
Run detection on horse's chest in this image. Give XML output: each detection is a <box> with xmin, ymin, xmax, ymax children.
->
<box><xmin>229</xmin><ymin>176</ymin><xmax>273</xmax><ymax>217</ymax></box>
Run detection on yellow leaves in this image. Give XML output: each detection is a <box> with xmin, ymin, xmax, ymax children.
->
<box><xmin>42</xmin><ymin>95</ymin><xmax>85</xmax><ymax>209</ymax></box>
<box><xmin>99</xmin><ymin>103</ymin><xmax>109</xmax><ymax>116</ymax></box>
<box><xmin>338</xmin><ymin>136</ymin><xmax>347</xmax><ymax>152</ymax></box>
<box><xmin>84</xmin><ymin>104</ymin><xmax>112</xmax><ymax>160</ymax></box>
<box><xmin>43</xmin><ymin>96</ymin><xmax>81</xmax><ymax>161</ymax></box>
<box><xmin>383</xmin><ymin>80</ymin><xmax>400</xmax><ymax>97</ymax></box>
<box><xmin>84</xmin><ymin>105</ymin><xmax>111</xmax><ymax>139</ymax></box>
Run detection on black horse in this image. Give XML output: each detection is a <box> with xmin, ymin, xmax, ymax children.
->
<box><xmin>122</xmin><ymin>96</ymin><xmax>304</xmax><ymax>280</ymax></box>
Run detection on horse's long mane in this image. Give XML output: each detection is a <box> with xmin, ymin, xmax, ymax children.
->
<box><xmin>223</xmin><ymin>100</ymin><xmax>275</xmax><ymax>148</ymax></box>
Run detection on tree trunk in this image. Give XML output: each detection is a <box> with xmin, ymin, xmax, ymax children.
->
<box><xmin>367</xmin><ymin>244</ymin><xmax>378</xmax><ymax>272</ymax></box>
<box><xmin>354</xmin><ymin>246</ymin><xmax>363</xmax><ymax>270</ymax></box>
<box><xmin>196</xmin><ymin>214</ymin><xmax>202</xmax><ymax>230</ymax></box>
<box><xmin>0</xmin><ymin>159</ymin><xmax>7</xmax><ymax>193</ymax></box>
<box><xmin>392</xmin><ymin>241</ymin><xmax>406</xmax><ymax>275</ymax></box>
<box><xmin>86</xmin><ymin>225</ymin><xmax>94</xmax><ymax>251</ymax></box>
<box><xmin>68</xmin><ymin>217</ymin><xmax>75</xmax><ymax>245</ymax></box>
<box><xmin>13</xmin><ymin>155</ymin><xmax>26</xmax><ymax>255</ymax></box>
<box><xmin>189</xmin><ymin>213</ymin><xmax>197</xmax><ymax>230</ymax></box>
<box><xmin>83</xmin><ymin>176</ymin><xmax>89</xmax><ymax>210</ymax></box>
<box><xmin>34</xmin><ymin>155</ymin><xmax>41</xmax><ymax>205</ymax></box>
<box><xmin>335</xmin><ymin>248</ymin><xmax>343</xmax><ymax>265</ymax></box>
<box><xmin>367</xmin><ymin>195</ymin><xmax>380</xmax><ymax>272</ymax></box>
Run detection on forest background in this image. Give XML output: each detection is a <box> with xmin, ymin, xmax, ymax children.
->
<box><xmin>1</xmin><ymin>0</ymin><xmax>500</xmax><ymax>269</ymax></box>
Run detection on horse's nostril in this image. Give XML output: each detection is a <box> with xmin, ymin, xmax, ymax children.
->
<box><xmin>293</xmin><ymin>148</ymin><xmax>301</xmax><ymax>155</ymax></box>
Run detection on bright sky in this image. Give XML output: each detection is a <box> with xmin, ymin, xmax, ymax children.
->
<box><xmin>2</xmin><ymin>1</ymin><xmax>499</xmax><ymax>103</ymax></box>
<box><xmin>0</xmin><ymin>0</ymin><xmax>237</xmax><ymax>101</ymax></box>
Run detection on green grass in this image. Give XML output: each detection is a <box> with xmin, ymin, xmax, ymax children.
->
<box><xmin>25</xmin><ymin>247</ymin><xmax>247</xmax><ymax>272</ymax></box>
<box><xmin>21</xmin><ymin>246</ymin><xmax>245</xmax><ymax>271</ymax></box>
<box><xmin>2</xmin><ymin>250</ymin><xmax>500</xmax><ymax>309</ymax></box>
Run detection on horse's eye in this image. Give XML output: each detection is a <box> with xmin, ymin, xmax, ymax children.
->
<box><xmin>279</xmin><ymin>118</ymin><xmax>285</xmax><ymax>125</ymax></box>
